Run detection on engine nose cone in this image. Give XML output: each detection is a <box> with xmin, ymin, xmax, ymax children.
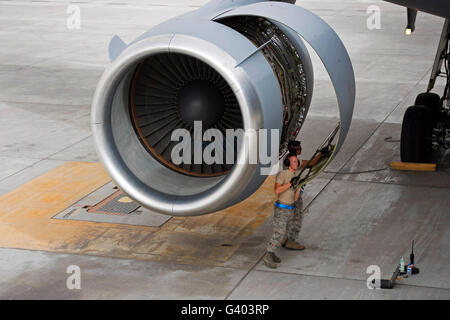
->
<box><xmin>178</xmin><ymin>80</ymin><xmax>225</xmax><ymax>128</ymax></box>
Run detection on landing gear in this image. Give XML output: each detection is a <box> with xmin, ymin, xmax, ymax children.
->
<box><xmin>400</xmin><ymin>94</ymin><xmax>450</xmax><ymax>163</ymax></box>
<box><xmin>400</xmin><ymin>19</ymin><xmax>450</xmax><ymax>163</ymax></box>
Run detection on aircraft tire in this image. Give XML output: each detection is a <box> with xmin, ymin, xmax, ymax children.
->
<box><xmin>400</xmin><ymin>105</ymin><xmax>432</xmax><ymax>163</ymax></box>
<box><xmin>415</xmin><ymin>92</ymin><xmax>441</xmax><ymax>126</ymax></box>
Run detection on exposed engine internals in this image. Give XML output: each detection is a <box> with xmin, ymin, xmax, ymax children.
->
<box><xmin>220</xmin><ymin>16</ymin><xmax>309</xmax><ymax>156</ymax></box>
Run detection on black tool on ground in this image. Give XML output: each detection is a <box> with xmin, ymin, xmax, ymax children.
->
<box><xmin>377</xmin><ymin>265</ymin><xmax>400</xmax><ymax>289</ymax></box>
<box><xmin>290</xmin><ymin>123</ymin><xmax>340</xmax><ymax>190</ymax></box>
<box><xmin>409</xmin><ymin>240</ymin><xmax>420</xmax><ymax>275</ymax></box>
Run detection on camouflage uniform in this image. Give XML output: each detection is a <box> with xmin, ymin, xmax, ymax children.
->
<box><xmin>290</xmin><ymin>196</ymin><xmax>304</xmax><ymax>239</ymax></box>
<box><xmin>267</xmin><ymin>195</ymin><xmax>304</xmax><ymax>253</ymax></box>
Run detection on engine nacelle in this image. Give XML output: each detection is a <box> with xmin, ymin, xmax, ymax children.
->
<box><xmin>91</xmin><ymin>0</ymin><xmax>355</xmax><ymax>216</ymax></box>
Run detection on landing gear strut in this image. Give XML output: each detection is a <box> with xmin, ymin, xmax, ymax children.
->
<box><xmin>400</xmin><ymin>19</ymin><xmax>450</xmax><ymax>162</ymax></box>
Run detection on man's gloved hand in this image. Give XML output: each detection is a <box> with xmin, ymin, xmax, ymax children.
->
<box><xmin>320</xmin><ymin>145</ymin><xmax>331</xmax><ymax>156</ymax></box>
<box><xmin>290</xmin><ymin>176</ymin><xmax>300</xmax><ymax>189</ymax></box>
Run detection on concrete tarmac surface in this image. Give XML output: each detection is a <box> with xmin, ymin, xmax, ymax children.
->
<box><xmin>0</xmin><ymin>0</ymin><xmax>449</xmax><ymax>299</ymax></box>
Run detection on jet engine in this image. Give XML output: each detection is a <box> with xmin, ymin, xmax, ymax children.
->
<box><xmin>91</xmin><ymin>0</ymin><xmax>355</xmax><ymax>216</ymax></box>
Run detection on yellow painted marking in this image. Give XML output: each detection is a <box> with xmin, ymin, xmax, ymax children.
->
<box><xmin>0</xmin><ymin>162</ymin><xmax>276</xmax><ymax>266</ymax></box>
<box><xmin>117</xmin><ymin>196</ymin><xmax>133</xmax><ymax>203</ymax></box>
<box><xmin>390</xmin><ymin>161</ymin><xmax>436</xmax><ymax>172</ymax></box>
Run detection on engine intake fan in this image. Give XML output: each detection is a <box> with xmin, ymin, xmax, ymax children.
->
<box><xmin>130</xmin><ymin>53</ymin><xmax>242</xmax><ymax>177</ymax></box>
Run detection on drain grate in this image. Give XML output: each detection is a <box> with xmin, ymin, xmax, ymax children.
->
<box><xmin>52</xmin><ymin>182</ymin><xmax>172</xmax><ymax>227</ymax></box>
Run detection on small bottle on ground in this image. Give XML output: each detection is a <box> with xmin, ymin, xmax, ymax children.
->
<box><xmin>400</xmin><ymin>256</ymin><xmax>405</xmax><ymax>273</ymax></box>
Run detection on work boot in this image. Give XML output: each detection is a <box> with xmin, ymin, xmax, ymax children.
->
<box><xmin>272</xmin><ymin>252</ymin><xmax>281</xmax><ymax>263</ymax></box>
<box><xmin>263</xmin><ymin>252</ymin><xmax>278</xmax><ymax>269</ymax></box>
<box><xmin>285</xmin><ymin>240</ymin><xmax>305</xmax><ymax>250</ymax></box>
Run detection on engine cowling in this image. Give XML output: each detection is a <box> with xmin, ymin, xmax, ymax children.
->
<box><xmin>91</xmin><ymin>0</ymin><xmax>355</xmax><ymax>216</ymax></box>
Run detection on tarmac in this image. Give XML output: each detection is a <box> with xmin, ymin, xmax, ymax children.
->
<box><xmin>0</xmin><ymin>0</ymin><xmax>449</xmax><ymax>299</ymax></box>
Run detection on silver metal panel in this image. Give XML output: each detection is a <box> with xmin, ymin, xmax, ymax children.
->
<box><xmin>196</xmin><ymin>0</ymin><xmax>268</xmax><ymax>19</ymax></box>
<box><xmin>109</xmin><ymin>35</ymin><xmax>127</xmax><ymax>62</ymax></box>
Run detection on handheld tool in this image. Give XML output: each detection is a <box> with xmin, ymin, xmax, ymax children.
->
<box><xmin>291</xmin><ymin>123</ymin><xmax>340</xmax><ymax>190</ymax></box>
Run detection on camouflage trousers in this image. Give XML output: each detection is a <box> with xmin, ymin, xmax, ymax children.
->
<box><xmin>267</xmin><ymin>199</ymin><xmax>304</xmax><ymax>253</ymax></box>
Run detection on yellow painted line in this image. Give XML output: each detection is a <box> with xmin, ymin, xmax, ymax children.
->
<box><xmin>390</xmin><ymin>161</ymin><xmax>436</xmax><ymax>172</ymax></box>
<box><xmin>0</xmin><ymin>162</ymin><xmax>276</xmax><ymax>266</ymax></box>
